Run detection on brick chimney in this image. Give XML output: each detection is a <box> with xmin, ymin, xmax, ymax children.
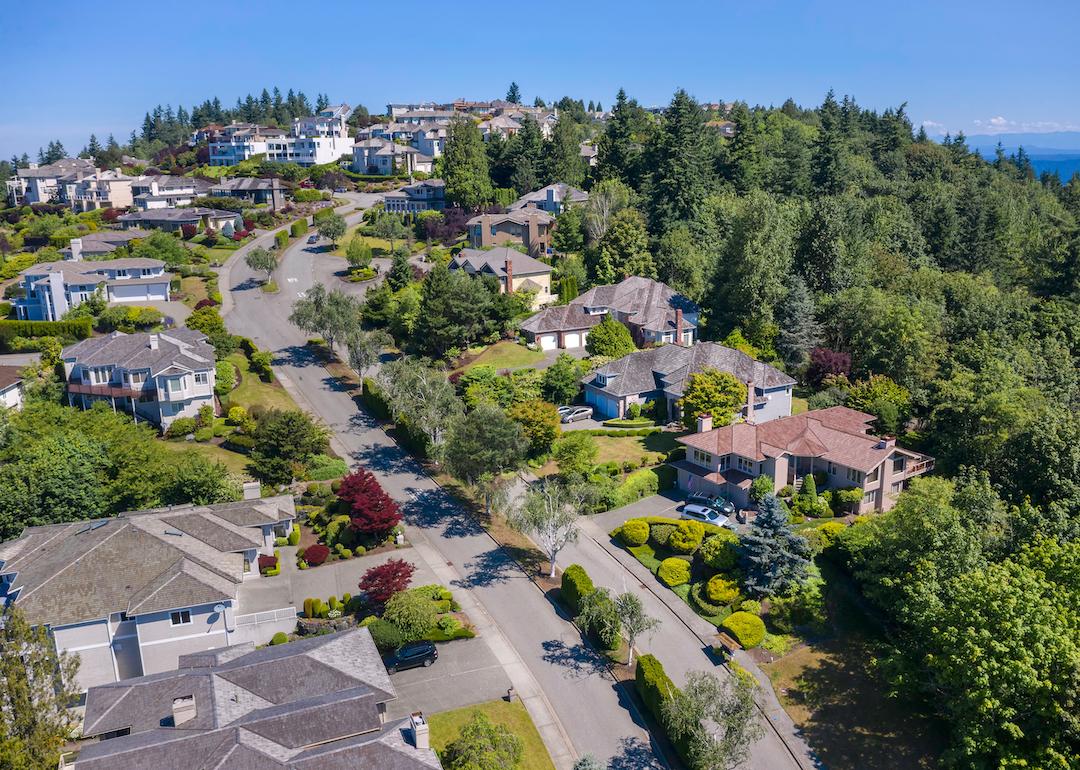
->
<box><xmin>504</xmin><ymin>258</ymin><xmax>513</xmax><ymax>294</ymax></box>
<box><xmin>675</xmin><ymin>309</ymin><xmax>683</xmax><ymax>346</ymax></box>
<box><xmin>744</xmin><ymin>380</ymin><xmax>755</xmax><ymax>424</ymax></box>
<box><xmin>696</xmin><ymin>413</ymin><xmax>713</xmax><ymax>433</ymax></box>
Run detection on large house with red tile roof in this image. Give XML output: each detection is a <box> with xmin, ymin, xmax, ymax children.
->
<box><xmin>674</xmin><ymin>406</ymin><xmax>934</xmax><ymax>513</ymax></box>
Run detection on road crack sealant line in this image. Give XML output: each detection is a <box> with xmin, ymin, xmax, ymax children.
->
<box><xmin>584</xmin><ymin>530</ymin><xmax>817</xmax><ymax>770</ymax></box>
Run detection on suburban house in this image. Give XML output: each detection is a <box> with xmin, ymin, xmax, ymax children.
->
<box><xmin>351</xmin><ymin>138</ymin><xmax>434</xmax><ymax>175</ymax></box>
<box><xmin>5</xmin><ymin>157</ymin><xmax>96</xmax><ymax>206</ymax></box>
<box><xmin>0</xmin><ymin>366</ymin><xmax>25</xmax><ymax>410</ymax></box>
<box><xmin>583</xmin><ymin>341</ymin><xmax>795</xmax><ymax>422</ymax></box>
<box><xmin>130</xmin><ymin>175</ymin><xmax>213</xmax><ymax>210</ymax></box>
<box><xmin>396</xmin><ymin>108</ymin><xmax>457</xmax><ymax>125</ymax></box>
<box><xmin>413</xmin><ymin>123</ymin><xmax>448</xmax><ymax>157</ymax></box>
<box><xmin>384</xmin><ymin>179</ymin><xmax>446</xmax><ymax>213</ymax></box>
<box><xmin>0</xmin><ymin>493</ymin><xmax>297</xmax><ymax>692</ymax></box>
<box><xmin>479</xmin><ymin>114</ymin><xmax>522</xmax><ymax>140</ymax></box>
<box><xmin>707</xmin><ymin>119</ymin><xmax>737</xmax><ymax>138</ymax></box>
<box><xmin>520</xmin><ymin>276</ymin><xmax>698</xmax><ymax>351</ymax></box>
<box><xmin>448</xmin><ymin>247</ymin><xmax>552</xmax><ymax>310</ymax></box>
<box><xmin>61</xmin><ymin>330</ymin><xmax>216</xmax><ymax>428</ymax></box>
<box><xmin>675</xmin><ymin>406</ymin><xmax>935</xmax><ymax>513</ymax></box>
<box><xmin>509</xmin><ymin>182</ymin><xmax>588</xmax><ymax>215</ymax></box>
<box><xmin>118</xmin><ymin>206</ymin><xmax>242</xmax><ymax>233</ymax></box>
<box><xmin>208</xmin><ymin>106</ymin><xmax>354</xmax><ymax>167</ymax></box>
<box><xmin>69</xmin><ymin>169</ymin><xmax>135</xmax><ymax>212</ymax></box>
<box><xmin>71</xmin><ymin>628</ymin><xmax>441</xmax><ymax>770</ymax></box>
<box><xmin>580</xmin><ymin>142</ymin><xmax>598</xmax><ymax>167</ymax></box>
<box><xmin>15</xmin><ymin>258</ymin><xmax>171</xmax><ymax>321</ymax></box>
<box><xmin>209</xmin><ymin>176</ymin><xmax>286</xmax><ymax>209</ymax></box>
<box><xmin>58</xmin><ymin>229</ymin><xmax>153</xmax><ymax>260</ymax></box>
<box><xmin>466</xmin><ymin>208</ymin><xmax>554</xmax><ymax>255</ymax></box>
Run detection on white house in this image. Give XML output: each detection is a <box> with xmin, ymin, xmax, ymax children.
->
<box><xmin>15</xmin><ymin>258</ymin><xmax>172</xmax><ymax>321</ymax></box>
<box><xmin>0</xmin><ymin>366</ymin><xmax>24</xmax><ymax>411</ymax></box>
<box><xmin>69</xmin><ymin>169</ymin><xmax>135</xmax><ymax>212</ymax></box>
<box><xmin>61</xmin><ymin>330</ymin><xmax>217</xmax><ymax>429</ymax></box>
<box><xmin>5</xmin><ymin>157</ymin><xmax>96</xmax><ymax>206</ymax></box>
<box><xmin>383</xmin><ymin>179</ymin><xmax>446</xmax><ymax>213</ymax></box>
<box><xmin>130</xmin><ymin>175</ymin><xmax>213</xmax><ymax>209</ymax></box>
<box><xmin>208</xmin><ymin>105</ymin><xmax>355</xmax><ymax>168</ymax></box>
<box><xmin>0</xmin><ymin>493</ymin><xmax>297</xmax><ymax>693</ymax></box>
<box><xmin>352</xmin><ymin>138</ymin><xmax>434</xmax><ymax>175</ymax></box>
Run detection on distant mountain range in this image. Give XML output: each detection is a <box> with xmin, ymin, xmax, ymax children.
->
<box><xmin>956</xmin><ymin>131</ymin><xmax>1080</xmax><ymax>179</ymax></box>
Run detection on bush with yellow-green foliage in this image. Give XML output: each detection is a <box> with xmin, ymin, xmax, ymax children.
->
<box><xmin>706</xmin><ymin>574</ymin><xmax>741</xmax><ymax>605</ymax></box>
<box><xmin>618</xmin><ymin>518</ymin><xmax>650</xmax><ymax>546</ymax></box>
<box><xmin>699</xmin><ymin>530</ymin><xmax>739</xmax><ymax>570</ymax></box>
<box><xmin>721</xmin><ymin>611</ymin><xmax>766</xmax><ymax>648</ymax></box>
<box><xmin>657</xmin><ymin>557</ymin><xmax>691</xmax><ymax>587</ymax></box>
<box><xmin>668</xmin><ymin>519</ymin><xmax>705</xmax><ymax>553</ymax></box>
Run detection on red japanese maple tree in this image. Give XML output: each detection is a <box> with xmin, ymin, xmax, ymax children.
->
<box><xmin>358</xmin><ymin>559</ymin><xmax>415</xmax><ymax>606</ymax></box>
<box><xmin>337</xmin><ymin>468</ymin><xmax>402</xmax><ymax>537</ymax></box>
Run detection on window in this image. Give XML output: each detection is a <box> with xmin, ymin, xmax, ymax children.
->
<box><xmin>170</xmin><ymin>610</ymin><xmax>191</xmax><ymax>626</ymax></box>
<box><xmin>127</xmin><ymin>371</ymin><xmax>145</xmax><ymax>385</ymax></box>
<box><xmin>866</xmin><ymin>466</ymin><xmax>880</xmax><ymax>483</ymax></box>
<box><xmin>717</xmin><ymin>455</ymin><xmax>729</xmax><ymax>471</ymax></box>
<box><xmin>827</xmin><ymin>461</ymin><xmax>836</xmax><ymax>475</ymax></box>
<box><xmin>736</xmin><ymin>456</ymin><xmax>756</xmax><ymax>473</ymax></box>
<box><xmin>168</xmin><ymin>377</ymin><xmax>184</xmax><ymax>393</ymax></box>
<box><xmin>892</xmin><ymin>455</ymin><xmax>906</xmax><ymax>474</ymax></box>
<box><xmin>890</xmin><ymin>481</ymin><xmax>904</xmax><ymax>495</ymax></box>
<box><xmin>862</xmin><ymin>490</ymin><xmax>877</xmax><ymax>505</ymax></box>
<box><xmin>194</xmin><ymin>372</ymin><xmax>209</xmax><ymax>385</ymax></box>
<box><xmin>846</xmin><ymin>467</ymin><xmax>863</xmax><ymax>484</ymax></box>
<box><xmin>692</xmin><ymin>449</ymin><xmax>712</xmax><ymax>465</ymax></box>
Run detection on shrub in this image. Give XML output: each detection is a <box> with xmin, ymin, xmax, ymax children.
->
<box><xmin>227</xmin><ymin>406</ymin><xmax>249</xmax><ymax>426</ymax></box>
<box><xmin>739</xmin><ymin>599</ymin><xmax>762</xmax><ymax>615</ymax></box>
<box><xmin>290</xmin><ymin>220</ymin><xmax>307</xmax><ymax>237</ymax></box>
<box><xmin>706</xmin><ymin>574</ymin><xmax>741</xmax><ymax>605</ymax></box>
<box><xmin>303</xmin><ymin>543</ymin><xmax>330</xmax><ymax>566</ymax></box>
<box><xmin>223</xmin><ymin>434</ymin><xmax>256</xmax><ymax>453</ymax></box>
<box><xmin>367</xmin><ymin>618</ymin><xmax>404</xmax><ymax>651</ymax></box>
<box><xmin>214</xmin><ymin>360</ymin><xmax>236</xmax><ymax>395</ymax></box>
<box><xmin>275</xmin><ymin>230</ymin><xmax>288</xmax><ymax>250</ymax></box>
<box><xmin>436</xmin><ymin>615</ymin><xmax>461</xmax><ymax>634</ymax></box>
<box><xmin>657</xmin><ymin>557</ymin><xmax>691</xmax><ymax>587</ymax></box>
<box><xmin>269</xmin><ymin>632</ymin><xmax>288</xmax><ymax>646</ymax></box>
<box><xmin>249</xmin><ymin>350</ymin><xmax>274</xmax><ymax>380</ymax></box>
<box><xmin>749</xmin><ymin>474</ymin><xmax>773</xmax><ymax>503</ymax></box>
<box><xmin>384</xmin><ymin>589</ymin><xmax>437</xmax><ymax>641</ymax></box>
<box><xmin>303</xmin><ymin>598</ymin><xmax>315</xmax><ymax>618</ymax></box>
<box><xmin>258</xmin><ymin>554</ymin><xmax>278</xmax><ymax>575</ymax></box>
<box><xmin>649</xmin><ymin>523</ymin><xmax>676</xmax><ymax>547</ymax></box>
<box><xmin>274</xmin><ymin>536</ymin><xmax>288</xmax><ymax>547</ymax></box>
<box><xmin>699</xmin><ymin>530</ymin><xmax>739</xmax><ymax>571</ymax></box>
<box><xmin>358</xmin><ymin>559</ymin><xmax>415</xmax><ymax>606</ymax></box>
<box><xmin>614</xmin><ymin>468</ymin><xmax>660</xmax><ymax>507</ymax></box>
<box><xmin>338</xmin><ymin>468</ymin><xmax>401</xmax><ymax>537</ymax></box>
<box><xmin>560</xmin><ymin>564</ymin><xmax>594</xmax><ymax>615</ymax></box>
<box><xmin>307</xmin><ymin>454</ymin><xmax>347</xmax><ymax>481</ymax></box>
<box><xmin>167</xmin><ymin>417</ymin><xmax>198</xmax><ymax>437</ymax></box>
<box><xmin>721</xmin><ymin>611</ymin><xmax>766</xmax><ymax>649</ymax></box>
<box><xmin>635</xmin><ymin>654</ymin><xmax>677</xmax><ymax>723</ymax></box>
<box><xmin>668</xmin><ymin>520</ymin><xmax>705</xmax><ymax>554</ymax></box>
<box><xmin>619</xmin><ymin>518</ymin><xmax>650</xmax><ymax>547</ymax></box>
<box><xmin>689</xmin><ymin>581</ymin><xmax>731</xmax><ymax>617</ymax></box>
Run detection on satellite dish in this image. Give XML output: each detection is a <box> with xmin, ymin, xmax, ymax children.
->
<box><xmin>213</xmin><ymin>604</ymin><xmax>226</xmax><ymax>614</ymax></box>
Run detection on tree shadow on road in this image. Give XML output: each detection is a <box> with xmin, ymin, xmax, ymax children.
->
<box><xmin>450</xmin><ymin>547</ymin><xmax>522</xmax><ymax>589</ymax></box>
<box><xmin>349</xmin><ymin>440</ymin><xmax>421</xmax><ymax>477</ymax></box>
<box><xmin>274</xmin><ymin>345</ymin><xmax>324</xmax><ymax>368</ymax></box>
<box><xmin>232</xmin><ymin>277</ymin><xmax>262</xmax><ymax>292</ymax></box>
<box><xmin>607</xmin><ymin>736</ymin><xmax>665</xmax><ymax>770</ymax></box>
<box><xmin>401</xmin><ymin>488</ymin><xmax>482</xmax><ymax>541</ymax></box>
<box><xmin>540</xmin><ymin>639</ymin><xmax>610</xmax><ymax>679</ymax></box>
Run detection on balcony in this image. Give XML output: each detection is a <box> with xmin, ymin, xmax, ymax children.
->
<box><xmin>67</xmin><ymin>382</ymin><xmax>143</xmax><ymax>399</ymax></box>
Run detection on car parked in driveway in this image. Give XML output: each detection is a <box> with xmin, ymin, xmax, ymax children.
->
<box><xmin>685</xmin><ymin>493</ymin><xmax>736</xmax><ymax>516</ymax></box>
<box><xmin>384</xmin><ymin>641</ymin><xmax>438</xmax><ymax>674</ymax></box>
<box><xmin>680</xmin><ymin>503</ymin><xmax>735</xmax><ymax>529</ymax></box>
<box><xmin>560</xmin><ymin>406</ymin><xmax>594</xmax><ymax>423</ymax></box>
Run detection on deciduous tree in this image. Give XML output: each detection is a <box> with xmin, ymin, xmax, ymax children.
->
<box><xmin>678</xmin><ymin>368</ymin><xmax>747</xmax><ymax>430</ymax></box>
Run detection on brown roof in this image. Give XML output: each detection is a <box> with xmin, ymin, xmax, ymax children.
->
<box><xmin>0</xmin><ymin>365</ymin><xmax>23</xmax><ymax>390</ymax></box>
<box><xmin>678</xmin><ymin>407</ymin><xmax>932</xmax><ymax>474</ymax></box>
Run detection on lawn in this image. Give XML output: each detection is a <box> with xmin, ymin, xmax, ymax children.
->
<box><xmin>427</xmin><ymin>699</ymin><xmax>556</xmax><ymax>770</ymax></box>
<box><xmin>178</xmin><ymin>276</ymin><xmax>209</xmax><ymax>308</ymax></box>
<box><xmin>160</xmin><ymin>439</ymin><xmax>251</xmax><ymax>478</ymax></box>
<box><xmin>454</xmin><ymin>341</ymin><xmax>546</xmax><ymax>373</ymax></box>
<box><xmin>224</xmin><ymin>353</ymin><xmax>297</xmax><ymax>413</ymax></box>
<box><xmin>536</xmin><ymin>430</ymin><xmax>682</xmax><ymax>477</ymax></box>
<box><xmin>331</xmin><ymin>224</ymin><xmax>394</xmax><ymax>257</ymax></box>
<box><xmin>792</xmin><ymin>396</ymin><xmax>809</xmax><ymax>414</ymax></box>
<box><xmin>759</xmin><ymin>562</ymin><xmax>946</xmax><ymax>769</ymax></box>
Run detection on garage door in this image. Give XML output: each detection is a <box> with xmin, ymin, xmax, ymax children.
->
<box><xmin>564</xmin><ymin>332</ymin><xmax>581</xmax><ymax>348</ymax></box>
<box><xmin>538</xmin><ymin>334</ymin><xmax>557</xmax><ymax>351</ymax></box>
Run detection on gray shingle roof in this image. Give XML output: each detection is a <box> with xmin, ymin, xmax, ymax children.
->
<box><xmin>450</xmin><ymin>247</ymin><xmax>552</xmax><ymax>278</ymax></box>
<box><xmin>508</xmin><ymin>183</ymin><xmax>588</xmax><ymax>211</ymax></box>
<box><xmin>117</xmin><ymin>207</ymin><xmax>240</xmax><ymax>224</ymax></box>
<box><xmin>521</xmin><ymin>276</ymin><xmax>697</xmax><ymax>336</ymax></box>
<box><xmin>76</xmin><ymin>629</ymin><xmax>437</xmax><ymax>770</ymax></box>
<box><xmin>62</xmin><ymin>330</ymin><xmax>215</xmax><ymax>376</ymax></box>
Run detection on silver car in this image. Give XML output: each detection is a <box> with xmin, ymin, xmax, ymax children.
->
<box><xmin>560</xmin><ymin>406</ymin><xmax>594</xmax><ymax>423</ymax></box>
<box><xmin>680</xmin><ymin>503</ymin><xmax>730</xmax><ymax>527</ymax></box>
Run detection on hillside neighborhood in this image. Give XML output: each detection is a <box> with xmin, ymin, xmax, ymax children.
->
<box><xmin>1</xmin><ymin>58</ymin><xmax>1079</xmax><ymax>770</ymax></box>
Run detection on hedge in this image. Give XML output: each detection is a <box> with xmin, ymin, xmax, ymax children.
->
<box><xmin>580</xmin><ymin>427</ymin><xmax>661</xmax><ymax>438</ymax></box>
<box><xmin>601</xmin><ymin>417</ymin><xmax>655</xmax><ymax>428</ymax></box>
<box><xmin>290</xmin><ymin>220</ymin><xmax>307</xmax><ymax>237</ymax></box>
<box><xmin>657</xmin><ymin>557</ymin><xmax>691</xmax><ymax>587</ymax></box>
<box><xmin>312</xmin><ymin>207</ymin><xmax>334</xmax><ymax>222</ymax></box>
<box><xmin>635</xmin><ymin>653</ymin><xmax>677</xmax><ymax>723</ymax></box>
<box><xmin>0</xmin><ymin>317</ymin><xmax>92</xmax><ymax>344</ymax></box>
<box><xmin>274</xmin><ymin>230</ymin><xmax>289</xmax><ymax>250</ymax></box>
<box><xmin>223</xmin><ymin>434</ymin><xmax>256</xmax><ymax>453</ymax></box>
<box><xmin>721</xmin><ymin>611</ymin><xmax>766</xmax><ymax>648</ymax></box>
<box><xmin>614</xmin><ymin>468</ymin><xmax>660</xmax><ymax>507</ymax></box>
<box><xmin>619</xmin><ymin>518</ymin><xmax>650</xmax><ymax>546</ymax></box>
<box><xmin>650</xmin><ymin>523</ymin><xmax>676</xmax><ymax>547</ymax></box>
<box><xmin>668</xmin><ymin>520</ymin><xmax>704</xmax><ymax>554</ymax></box>
<box><xmin>367</xmin><ymin>618</ymin><xmax>404</xmax><ymax>650</ymax></box>
<box><xmin>361</xmin><ymin>377</ymin><xmax>392</xmax><ymax>419</ymax></box>
<box><xmin>561</xmin><ymin>564</ymin><xmax>594</xmax><ymax>616</ymax></box>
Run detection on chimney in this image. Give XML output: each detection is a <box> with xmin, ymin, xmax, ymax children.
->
<box><xmin>148</xmin><ymin>334</ymin><xmax>159</xmax><ymax>350</ymax></box>
<box><xmin>410</xmin><ymin>712</ymin><xmax>429</xmax><ymax>750</ymax></box>
<box><xmin>171</xmin><ymin>696</ymin><xmax>196</xmax><ymax>727</ymax></box>
<box><xmin>504</xmin><ymin>258</ymin><xmax>513</xmax><ymax>294</ymax></box>
<box><xmin>675</xmin><ymin>308</ymin><xmax>683</xmax><ymax>346</ymax></box>
<box><xmin>878</xmin><ymin>437</ymin><xmax>896</xmax><ymax>450</ymax></box>
<box><xmin>696</xmin><ymin>413</ymin><xmax>713</xmax><ymax>433</ymax></box>
<box><xmin>745</xmin><ymin>380</ymin><xmax>755</xmax><ymax>424</ymax></box>
<box><xmin>150</xmin><ymin>179</ymin><xmax>159</xmax><ymax>197</ymax></box>
<box><xmin>242</xmin><ymin>481</ymin><xmax>261</xmax><ymax>500</ymax></box>
<box><xmin>69</xmin><ymin>238</ymin><xmax>83</xmax><ymax>262</ymax></box>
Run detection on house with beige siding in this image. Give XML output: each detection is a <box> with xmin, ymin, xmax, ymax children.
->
<box><xmin>448</xmin><ymin>246</ymin><xmax>552</xmax><ymax>309</ymax></box>
<box><xmin>674</xmin><ymin>406</ymin><xmax>934</xmax><ymax>513</ymax></box>
<box><xmin>0</xmin><ymin>494</ymin><xmax>296</xmax><ymax>693</ymax></box>
<box><xmin>466</xmin><ymin>208</ymin><xmax>554</xmax><ymax>256</ymax></box>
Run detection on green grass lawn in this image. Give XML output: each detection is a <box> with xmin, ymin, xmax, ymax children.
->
<box><xmin>792</xmin><ymin>396</ymin><xmax>809</xmax><ymax>414</ymax></box>
<box><xmin>224</xmin><ymin>353</ymin><xmax>297</xmax><ymax>413</ymax></box>
<box><xmin>538</xmin><ymin>430</ymin><xmax>682</xmax><ymax>477</ymax></box>
<box><xmin>454</xmin><ymin>341</ymin><xmax>546</xmax><ymax>373</ymax></box>
<box><xmin>427</xmin><ymin>700</ymin><xmax>555</xmax><ymax>770</ymax></box>
<box><xmin>178</xmin><ymin>276</ymin><xmax>209</xmax><ymax>308</ymax></box>
<box><xmin>331</xmin><ymin>224</ymin><xmax>394</xmax><ymax>257</ymax></box>
<box><xmin>160</xmin><ymin>439</ymin><xmax>252</xmax><ymax>478</ymax></box>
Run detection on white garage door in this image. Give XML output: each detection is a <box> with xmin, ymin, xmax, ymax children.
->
<box><xmin>564</xmin><ymin>332</ymin><xmax>581</xmax><ymax>348</ymax></box>
<box><xmin>538</xmin><ymin>334</ymin><xmax>557</xmax><ymax>351</ymax></box>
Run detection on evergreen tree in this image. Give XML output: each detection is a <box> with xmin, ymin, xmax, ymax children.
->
<box><xmin>738</xmin><ymin>494</ymin><xmax>811</xmax><ymax>597</ymax></box>
<box><xmin>507</xmin><ymin>117</ymin><xmax>544</xmax><ymax>193</ymax></box>
<box><xmin>86</xmin><ymin>134</ymin><xmax>102</xmax><ymax>157</ymax></box>
<box><xmin>647</xmin><ymin>89</ymin><xmax>716</xmax><ymax>233</ymax></box>
<box><xmin>776</xmin><ymin>275</ymin><xmax>822</xmax><ymax>370</ymax></box>
<box><xmin>506</xmin><ymin>82</ymin><xmax>522</xmax><ymax>104</ymax></box>
<box><xmin>595</xmin><ymin>208</ymin><xmax>655</xmax><ymax>284</ymax></box>
<box><xmin>811</xmin><ymin>90</ymin><xmax>849</xmax><ymax>195</ymax></box>
<box><xmin>585</xmin><ymin>315</ymin><xmax>636</xmax><ymax>358</ymax></box>
<box><xmin>551</xmin><ymin>204</ymin><xmax>585</xmax><ymax>254</ymax></box>
<box><xmin>443</xmin><ymin>118</ymin><xmax>493</xmax><ymax>209</ymax></box>
<box><xmin>386</xmin><ymin>250</ymin><xmax>412</xmax><ymax>291</ymax></box>
<box><xmin>545</xmin><ymin>116</ymin><xmax>586</xmax><ymax>187</ymax></box>
<box><xmin>596</xmin><ymin>88</ymin><xmax>650</xmax><ymax>186</ymax></box>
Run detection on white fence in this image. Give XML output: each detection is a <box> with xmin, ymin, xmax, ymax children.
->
<box><xmin>231</xmin><ymin>606</ymin><xmax>298</xmax><ymax>645</ymax></box>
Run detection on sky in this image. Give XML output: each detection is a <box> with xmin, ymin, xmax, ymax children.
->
<box><xmin>4</xmin><ymin>0</ymin><xmax>1080</xmax><ymax>159</ymax></box>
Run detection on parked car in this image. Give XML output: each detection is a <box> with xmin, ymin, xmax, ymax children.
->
<box><xmin>680</xmin><ymin>503</ymin><xmax>731</xmax><ymax>528</ymax></box>
<box><xmin>685</xmin><ymin>493</ymin><xmax>736</xmax><ymax>516</ymax></box>
<box><xmin>307</xmin><ymin>234</ymin><xmax>319</xmax><ymax>244</ymax></box>
<box><xmin>556</xmin><ymin>405</ymin><xmax>574</xmax><ymax>416</ymax></box>
<box><xmin>560</xmin><ymin>406</ymin><xmax>594</xmax><ymax>423</ymax></box>
<box><xmin>383</xmin><ymin>641</ymin><xmax>438</xmax><ymax>674</ymax></box>
<box><xmin>334</xmin><ymin>186</ymin><xmax>347</xmax><ymax>193</ymax></box>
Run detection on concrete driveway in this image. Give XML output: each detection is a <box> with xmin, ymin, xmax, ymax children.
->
<box><xmin>385</xmin><ymin>637</ymin><xmax>512</xmax><ymax>721</ymax></box>
<box><xmin>589</xmin><ymin>492</ymin><xmax>684</xmax><ymax>533</ymax></box>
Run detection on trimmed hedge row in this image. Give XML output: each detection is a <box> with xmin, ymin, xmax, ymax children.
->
<box><xmin>635</xmin><ymin>654</ymin><xmax>692</xmax><ymax>765</ymax></box>
<box><xmin>0</xmin><ymin>317</ymin><xmax>92</xmax><ymax>344</ymax></box>
<box><xmin>560</xmin><ymin>564</ymin><xmax>594</xmax><ymax>616</ymax></box>
<box><xmin>580</xmin><ymin>427</ymin><xmax>661</xmax><ymax>438</ymax></box>
<box><xmin>601</xmin><ymin>417</ymin><xmax>656</xmax><ymax>428</ymax></box>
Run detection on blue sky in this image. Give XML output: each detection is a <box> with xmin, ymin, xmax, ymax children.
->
<box><xmin>4</xmin><ymin>0</ymin><xmax>1079</xmax><ymax>158</ymax></box>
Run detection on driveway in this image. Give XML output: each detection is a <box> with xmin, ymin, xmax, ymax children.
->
<box><xmin>589</xmin><ymin>492</ymin><xmax>684</xmax><ymax>532</ymax></box>
<box><xmin>385</xmin><ymin>638</ymin><xmax>511</xmax><ymax>721</ymax></box>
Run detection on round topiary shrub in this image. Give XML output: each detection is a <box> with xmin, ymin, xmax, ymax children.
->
<box><xmin>620</xmin><ymin>518</ymin><xmax>650</xmax><ymax>547</ymax></box>
<box><xmin>269</xmin><ymin>632</ymin><xmax>288</xmax><ymax>646</ymax></box>
<box><xmin>668</xmin><ymin>520</ymin><xmax>705</xmax><ymax>554</ymax></box>
<box><xmin>657</xmin><ymin>557</ymin><xmax>691</xmax><ymax>587</ymax></box>
<box><xmin>706</xmin><ymin>574</ymin><xmax>741</xmax><ymax>605</ymax></box>
<box><xmin>689</xmin><ymin>581</ymin><xmax>729</xmax><ymax>617</ymax></box>
<box><xmin>699</xmin><ymin>530</ymin><xmax>739</xmax><ymax>571</ymax></box>
<box><xmin>649</xmin><ymin>523</ymin><xmax>677</xmax><ymax>547</ymax></box>
<box><xmin>721</xmin><ymin>611</ymin><xmax>766</xmax><ymax>649</ymax></box>
<box><xmin>367</xmin><ymin>618</ymin><xmax>404</xmax><ymax>651</ymax></box>
<box><xmin>303</xmin><ymin>544</ymin><xmax>330</xmax><ymax>566</ymax></box>
<box><xmin>739</xmin><ymin>599</ymin><xmax>762</xmax><ymax>615</ymax></box>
